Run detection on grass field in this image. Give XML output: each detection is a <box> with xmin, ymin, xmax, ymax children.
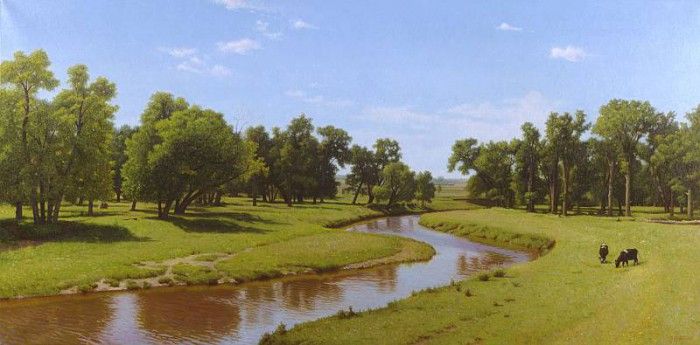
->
<box><xmin>267</xmin><ymin>208</ymin><xmax>700</xmax><ymax>345</ymax></box>
<box><xmin>0</xmin><ymin>185</ymin><xmax>468</xmax><ymax>299</ymax></box>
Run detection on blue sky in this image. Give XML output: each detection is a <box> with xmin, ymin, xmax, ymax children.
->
<box><xmin>3</xmin><ymin>1</ymin><xmax>700</xmax><ymax>178</ymax></box>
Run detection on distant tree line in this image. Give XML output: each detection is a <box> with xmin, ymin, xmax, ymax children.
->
<box><xmin>0</xmin><ymin>50</ymin><xmax>435</xmax><ymax>224</ymax></box>
<box><xmin>449</xmin><ymin>101</ymin><xmax>700</xmax><ymax>217</ymax></box>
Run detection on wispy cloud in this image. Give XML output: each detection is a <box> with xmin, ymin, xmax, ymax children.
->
<box><xmin>363</xmin><ymin>91</ymin><xmax>560</xmax><ymax>140</ymax></box>
<box><xmin>255</xmin><ymin>20</ymin><xmax>283</xmax><ymax>40</ymax></box>
<box><xmin>212</xmin><ymin>0</ymin><xmax>252</xmax><ymax>10</ymax></box>
<box><xmin>550</xmin><ymin>45</ymin><xmax>587</xmax><ymax>62</ymax></box>
<box><xmin>496</xmin><ymin>22</ymin><xmax>522</xmax><ymax>32</ymax></box>
<box><xmin>160</xmin><ymin>48</ymin><xmax>232</xmax><ymax>77</ymax></box>
<box><xmin>285</xmin><ymin>89</ymin><xmax>353</xmax><ymax>107</ymax></box>
<box><xmin>291</xmin><ymin>19</ymin><xmax>318</xmax><ymax>30</ymax></box>
<box><xmin>159</xmin><ymin>47</ymin><xmax>197</xmax><ymax>58</ymax></box>
<box><xmin>217</xmin><ymin>38</ymin><xmax>261</xmax><ymax>54</ymax></box>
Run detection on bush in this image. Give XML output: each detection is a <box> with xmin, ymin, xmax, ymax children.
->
<box><xmin>477</xmin><ymin>273</ymin><xmax>490</xmax><ymax>281</ymax></box>
<box><xmin>104</xmin><ymin>278</ymin><xmax>120</xmax><ymax>288</ymax></box>
<box><xmin>158</xmin><ymin>277</ymin><xmax>174</xmax><ymax>286</ymax></box>
<box><xmin>125</xmin><ymin>280</ymin><xmax>140</xmax><ymax>290</ymax></box>
<box><xmin>465</xmin><ymin>289</ymin><xmax>473</xmax><ymax>297</ymax></box>
<box><xmin>493</xmin><ymin>269</ymin><xmax>506</xmax><ymax>278</ymax></box>
<box><xmin>335</xmin><ymin>306</ymin><xmax>357</xmax><ymax>319</ymax></box>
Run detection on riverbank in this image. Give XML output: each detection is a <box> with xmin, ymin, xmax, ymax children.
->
<box><xmin>266</xmin><ymin>208</ymin><xmax>700</xmax><ymax>344</ymax></box>
<box><xmin>0</xmin><ymin>189</ymin><xmax>470</xmax><ymax>299</ymax></box>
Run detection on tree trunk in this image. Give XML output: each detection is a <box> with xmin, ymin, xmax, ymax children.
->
<box><xmin>625</xmin><ymin>171</ymin><xmax>632</xmax><ymax>217</ymax></box>
<box><xmin>562</xmin><ymin>162</ymin><xmax>569</xmax><ymax>217</ymax></box>
<box><xmin>526</xmin><ymin>162</ymin><xmax>534</xmax><ymax>212</ymax></box>
<box><xmin>687</xmin><ymin>189</ymin><xmax>693</xmax><ymax>219</ymax></box>
<box><xmin>670</xmin><ymin>192</ymin><xmax>674</xmax><ymax>217</ymax></box>
<box><xmin>607</xmin><ymin>162</ymin><xmax>614</xmax><ymax>217</ymax></box>
<box><xmin>15</xmin><ymin>202</ymin><xmax>23</xmax><ymax>223</ymax></box>
<box><xmin>130</xmin><ymin>200</ymin><xmax>137</xmax><ymax>211</ymax></box>
<box><xmin>116</xmin><ymin>191</ymin><xmax>121</xmax><ymax>203</ymax></box>
<box><xmin>352</xmin><ymin>182</ymin><xmax>363</xmax><ymax>205</ymax></box>
<box><xmin>88</xmin><ymin>199</ymin><xmax>94</xmax><ymax>216</ymax></box>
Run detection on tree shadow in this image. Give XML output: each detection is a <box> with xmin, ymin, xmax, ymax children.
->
<box><xmin>162</xmin><ymin>216</ymin><xmax>271</xmax><ymax>234</ymax></box>
<box><xmin>0</xmin><ymin>220</ymin><xmax>150</xmax><ymax>244</ymax></box>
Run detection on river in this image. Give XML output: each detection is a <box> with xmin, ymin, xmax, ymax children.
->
<box><xmin>0</xmin><ymin>215</ymin><xmax>533</xmax><ymax>344</ymax></box>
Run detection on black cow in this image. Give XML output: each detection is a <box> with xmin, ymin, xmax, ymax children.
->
<box><xmin>598</xmin><ymin>243</ymin><xmax>609</xmax><ymax>263</ymax></box>
<box><xmin>615</xmin><ymin>248</ymin><xmax>639</xmax><ymax>268</ymax></box>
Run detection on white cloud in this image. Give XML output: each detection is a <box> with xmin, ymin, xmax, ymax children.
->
<box><xmin>550</xmin><ymin>45</ymin><xmax>587</xmax><ymax>62</ymax></box>
<box><xmin>210</xmin><ymin>65</ymin><xmax>232</xmax><ymax>77</ymax></box>
<box><xmin>292</xmin><ymin>19</ymin><xmax>318</xmax><ymax>30</ymax></box>
<box><xmin>496</xmin><ymin>22</ymin><xmax>522</xmax><ymax>31</ymax></box>
<box><xmin>255</xmin><ymin>20</ymin><xmax>283</xmax><ymax>40</ymax></box>
<box><xmin>159</xmin><ymin>47</ymin><xmax>197</xmax><ymax>58</ymax></box>
<box><xmin>285</xmin><ymin>89</ymin><xmax>353</xmax><ymax>107</ymax></box>
<box><xmin>212</xmin><ymin>0</ymin><xmax>250</xmax><ymax>10</ymax></box>
<box><xmin>217</xmin><ymin>38</ymin><xmax>261</xmax><ymax>54</ymax></box>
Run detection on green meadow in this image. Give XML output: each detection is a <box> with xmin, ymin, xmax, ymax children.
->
<box><xmin>0</xmin><ymin>186</ymin><xmax>465</xmax><ymax>299</ymax></box>
<box><xmin>266</xmin><ymin>208</ymin><xmax>700</xmax><ymax>345</ymax></box>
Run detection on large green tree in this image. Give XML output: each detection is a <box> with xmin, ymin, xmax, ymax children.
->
<box><xmin>373</xmin><ymin>162</ymin><xmax>416</xmax><ymax>207</ymax></box>
<box><xmin>515</xmin><ymin>122</ymin><xmax>541</xmax><ymax>212</ymax></box>
<box><xmin>594</xmin><ymin>99</ymin><xmax>656</xmax><ymax>216</ymax></box>
<box><xmin>0</xmin><ymin>50</ymin><xmax>59</xmax><ymax>223</ymax></box>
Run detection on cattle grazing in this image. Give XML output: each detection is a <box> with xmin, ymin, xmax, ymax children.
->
<box><xmin>599</xmin><ymin>243</ymin><xmax>609</xmax><ymax>263</ymax></box>
<box><xmin>615</xmin><ymin>248</ymin><xmax>639</xmax><ymax>268</ymax></box>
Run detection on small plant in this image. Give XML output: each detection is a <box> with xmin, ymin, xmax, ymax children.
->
<box><xmin>493</xmin><ymin>301</ymin><xmax>503</xmax><ymax>307</ymax></box>
<box><xmin>104</xmin><ymin>278</ymin><xmax>120</xmax><ymax>288</ymax></box>
<box><xmin>336</xmin><ymin>306</ymin><xmax>357</xmax><ymax>319</ymax></box>
<box><xmin>493</xmin><ymin>269</ymin><xmax>506</xmax><ymax>278</ymax></box>
<box><xmin>77</xmin><ymin>283</ymin><xmax>97</xmax><ymax>293</ymax></box>
<box><xmin>465</xmin><ymin>289</ymin><xmax>473</xmax><ymax>297</ymax></box>
<box><xmin>142</xmin><ymin>281</ymin><xmax>152</xmax><ymax>289</ymax></box>
<box><xmin>125</xmin><ymin>280</ymin><xmax>140</xmax><ymax>290</ymax></box>
<box><xmin>505</xmin><ymin>297</ymin><xmax>515</xmax><ymax>302</ymax></box>
<box><xmin>511</xmin><ymin>281</ymin><xmax>521</xmax><ymax>288</ymax></box>
<box><xmin>477</xmin><ymin>273</ymin><xmax>490</xmax><ymax>281</ymax></box>
<box><xmin>158</xmin><ymin>277</ymin><xmax>174</xmax><ymax>286</ymax></box>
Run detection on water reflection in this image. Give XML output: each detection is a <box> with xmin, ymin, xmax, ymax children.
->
<box><xmin>0</xmin><ymin>215</ymin><xmax>532</xmax><ymax>345</ymax></box>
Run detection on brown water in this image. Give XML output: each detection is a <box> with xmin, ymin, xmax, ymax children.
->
<box><xmin>0</xmin><ymin>215</ymin><xmax>533</xmax><ymax>344</ymax></box>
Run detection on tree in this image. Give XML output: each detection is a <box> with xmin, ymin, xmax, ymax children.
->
<box><xmin>0</xmin><ymin>50</ymin><xmax>59</xmax><ymax>223</ymax></box>
<box><xmin>368</xmin><ymin>138</ymin><xmax>401</xmax><ymax>203</ymax></box>
<box><xmin>147</xmin><ymin>106</ymin><xmax>252</xmax><ymax>218</ymax></box>
<box><xmin>346</xmin><ymin>145</ymin><xmax>376</xmax><ymax>204</ymax></box>
<box><xmin>123</xmin><ymin>92</ymin><xmax>188</xmax><ymax>211</ymax></box>
<box><xmin>545</xmin><ymin>111</ymin><xmax>589</xmax><ymax>216</ymax></box>
<box><xmin>314</xmin><ymin>126</ymin><xmax>351</xmax><ymax>202</ymax></box>
<box><xmin>594</xmin><ymin>100</ymin><xmax>656</xmax><ymax>216</ymax></box>
<box><xmin>373</xmin><ymin>162</ymin><xmax>416</xmax><ymax>207</ymax></box>
<box><xmin>415</xmin><ymin>171</ymin><xmax>436</xmax><ymax>207</ymax></box>
<box><xmin>112</xmin><ymin>125</ymin><xmax>136</xmax><ymax>202</ymax></box>
<box><xmin>51</xmin><ymin>64</ymin><xmax>117</xmax><ymax>220</ymax></box>
<box><xmin>448</xmin><ymin>138</ymin><xmax>516</xmax><ymax>207</ymax></box>
<box><xmin>515</xmin><ymin>122</ymin><xmax>541</xmax><ymax>212</ymax></box>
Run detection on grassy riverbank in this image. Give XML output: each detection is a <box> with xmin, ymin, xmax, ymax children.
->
<box><xmin>0</xmin><ymin>187</ymin><xmax>469</xmax><ymax>299</ymax></box>
<box><xmin>267</xmin><ymin>208</ymin><xmax>700</xmax><ymax>345</ymax></box>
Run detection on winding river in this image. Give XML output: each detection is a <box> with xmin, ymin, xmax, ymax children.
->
<box><xmin>0</xmin><ymin>215</ymin><xmax>533</xmax><ymax>344</ymax></box>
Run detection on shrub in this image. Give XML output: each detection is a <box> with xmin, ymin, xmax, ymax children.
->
<box><xmin>477</xmin><ymin>273</ymin><xmax>490</xmax><ymax>281</ymax></box>
<box><xmin>336</xmin><ymin>306</ymin><xmax>357</xmax><ymax>319</ymax></box>
<box><xmin>465</xmin><ymin>289</ymin><xmax>473</xmax><ymax>297</ymax></box>
<box><xmin>104</xmin><ymin>278</ymin><xmax>120</xmax><ymax>288</ymax></box>
<box><xmin>142</xmin><ymin>281</ymin><xmax>152</xmax><ymax>289</ymax></box>
<box><xmin>158</xmin><ymin>277</ymin><xmax>174</xmax><ymax>286</ymax></box>
<box><xmin>493</xmin><ymin>269</ymin><xmax>506</xmax><ymax>278</ymax></box>
<box><xmin>125</xmin><ymin>280</ymin><xmax>140</xmax><ymax>290</ymax></box>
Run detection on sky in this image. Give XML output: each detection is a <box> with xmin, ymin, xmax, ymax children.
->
<box><xmin>3</xmin><ymin>0</ymin><xmax>700</xmax><ymax>178</ymax></box>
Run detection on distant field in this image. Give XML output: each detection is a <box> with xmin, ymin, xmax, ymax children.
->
<box><xmin>269</xmin><ymin>208</ymin><xmax>700</xmax><ymax>345</ymax></box>
<box><xmin>0</xmin><ymin>189</ymin><xmax>471</xmax><ymax>299</ymax></box>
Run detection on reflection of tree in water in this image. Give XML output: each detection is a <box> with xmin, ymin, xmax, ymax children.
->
<box><xmin>365</xmin><ymin>265</ymin><xmax>398</xmax><ymax>292</ymax></box>
<box><xmin>137</xmin><ymin>288</ymin><xmax>240</xmax><ymax>343</ymax></box>
<box><xmin>457</xmin><ymin>252</ymin><xmax>513</xmax><ymax>275</ymax></box>
<box><xmin>0</xmin><ymin>294</ymin><xmax>112</xmax><ymax>344</ymax></box>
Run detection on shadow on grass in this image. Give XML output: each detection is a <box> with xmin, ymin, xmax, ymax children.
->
<box><xmin>0</xmin><ymin>220</ymin><xmax>150</xmax><ymax>244</ymax></box>
<box><xmin>160</xmin><ymin>216</ymin><xmax>271</xmax><ymax>234</ymax></box>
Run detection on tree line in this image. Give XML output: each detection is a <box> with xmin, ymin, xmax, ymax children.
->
<box><xmin>448</xmin><ymin>101</ymin><xmax>700</xmax><ymax>217</ymax></box>
<box><xmin>0</xmin><ymin>50</ymin><xmax>435</xmax><ymax>224</ymax></box>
